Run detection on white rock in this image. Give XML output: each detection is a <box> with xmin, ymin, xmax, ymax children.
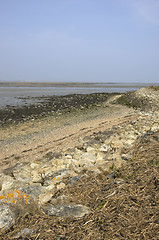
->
<box><xmin>86</xmin><ymin>147</ymin><xmax>97</xmax><ymax>154</ymax></box>
<box><xmin>51</xmin><ymin>159</ymin><xmax>64</xmax><ymax>167</ymax></box>
<box><xmin>124</xmin><ymin>139</ymin><xmax>134</xmax><ymax>147</ymax></box>
<box><xmin>38</xmin><ymin>192</ymin><xmax>53</xmax><ymax>205</ymax></box>
<box><xmin>100</xmin><ymin>144</ymin><xmax>110</xmax><ymax>152</ymax></box>
<box><xmin>30</xmin><ymin>163</ymin><xmax>39</xmax><ymax>169</ymax></box>
<box><xmin>82</xmin><ymin>162</ymin><xmax>95</xmax><ymax>169</ymax></box>
<box><xmin>64</xmin><ymin>154</ymin><xmax>72</xmax><ymax>159</ymax></box>
<box><xmin>96</xmin><ymin>152</ymin><xmax>106</xmax><ymax>160</ymax></box>
<box><xmin>45</xmin><ymin>185</ymin><xmax>56</xmax><ymax>191</ymax></box>
<box><xmin>31</xmin><ymin>170</ymin><xmax>42</xmax><ymax>183</ymax></box>
<box><xmin>111</xmin><ymin>140</ymin><xmax>123</xmax><ymax>149</ymax></box>
<box><xmin>80</xmin><ymin>153</ymin><xmax>96</xmax><ymax>163</ymax></box>
<box><xmin>56</xmin><ymin>182</ymin><xmax>66</xmax><ymax>190</ymax></box>
<box><xmin>13</xmin><ymin>171</ymin><xmax>31</xmax><ymax>183</ymax></box>
<box><xmin>1</xmin><ymin>175</ymin><xmax>15</xmax><ymax>191</ymax></box>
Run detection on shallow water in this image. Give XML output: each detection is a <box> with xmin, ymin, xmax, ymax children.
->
<box><xmin>0</xmin><ymin>82</ymin><xmax>157</xmax><ymax>109</ymax></box>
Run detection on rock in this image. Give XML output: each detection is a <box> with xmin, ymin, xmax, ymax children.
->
<box><xmin>95</xmin><ymin>158</ymin><xmax>107</xmax><ymax>165</ymax></box>
<box><xmin>56</xmin><ymin>182</ymin><xmax>66</xmax><ymax>190</ymax></box>
<box><xmin>113</xmin><ymin>153</ymin><xmax>123</xmax><ymax>168</ymax></box>
<box><xmin>1</xmin><ymin>175</ymin><xmax>16</xmax><ymax>191</ymax></box>
<box><xmin>96</xmin><ymin>152</ymin><xmax>106</xmax><ymax>161</ymax></box>
<box><xmin>84</xmin><ymin>139</ymin><xmax>100</xmax><ymax>148</ymax></box>
<box><xmin>111</xmin><ymin>139</ymin><xmax>123</xmax><ymax>150</ymax></box>
<box><xmin>0</xmin><ymin>203</ymin><xmax>16</xmax><ymax>231</ymax></box>
<box><xmin>51</xmin><ymin>158</ymin><xmax>65</xmax><ymax>168</ymax></box>
<box><xmin>121</xmin><ymin>153</ymin><xmax>132</xmax><ymax>161</ymax></box>
<box><xmin>51</xmin><ymin>158</ymin><xmax>64</xmax><ymax>167</ymax></box>
<box><xmin>30</xmin><ymin>162</ymin><xmax>40</xmax><ymax>169</ymax></box>
<box><xmin>95</xmin><ymin>162</ymin><xmax>110</xmax><ymax>172</ymax></box>
<box><xmin>124</xmin><ymin>139</ymin><xmax>135</xmax><ymax>147</ymax></box>
<box><xmin>82</xmin><ymin>162</ymin><xmax>95</xmax><ymax>169</ymax></box>
<box><xmin>0</xmin><ymin>189</ymin><xmax>34</xmax><ymax>206</ymax></box>
<box><xmin>68</xmin><ymin>175</ymin><xmax>82</xmax><ymax>185</ymax></box>
<box><xmin>73</xmin><ymin>149</ymin><xmax>84</xmax><ymax>160</ymax></box>
<box><xmin>3</xmin><ymin>166</ymin><xmax>16</xmax><ymax>177</ymax></box>
<box><xmin>19</xmin><ymin>185</ymin><xmax>45</xmax><ymax>201</ymax></box>
<box><xmin>91</xmin><ymin>168</ymin><xmax>101</xmax><ymax>175</ymax></box>
<box><xmin>31</xmin><ymin>170</ymin><xmax>43</xmax><ymax>183</ymax></box>
<box><xmin>44</xmin><ymin>169</ymin><xmax>68</xmax><ymax>187</ymax></box>
<box><xmin>11</xmin><ymin>226</ymin><xmax>39</xmax><ymax>239</ymax></box>
<box><xmin>106</xmin><ymin>154</ymin><xmax>113</xmax><ymax>161</ymax></box>
<box><xmin>64</xmin><ymin>154</ymin><xmax>72</xmax><ymax>159</ymax></box>
<box><xmin>86</xmin><ymin>146</ymin><xmax>97</xmax><ymax>154</ymax></box>
<box><xmin>3</xmin><ymin>162</ymin><xmax>29</xmax><ymax>177</ymax></box>
<box><xmin>66</xmin><ymin>170</ymin><xmax>78</xmax><ymax>177</ymax></box>
<box><xmin>44</xmin><ymin>177</ymin><xmax>65</xmax><ymax>188</ymax></box>
<box><xmin>51</xmin><ymin>195</ymin><xmax>68</xmax><ymax>205</ymax></box>
<box><xmin>64</xmin><ymin>158</ymin><xmax>73</xmax><ymax>168</ymax></box>
<box><xmin>42</xmin><ymin>204</ymin><xmax>89</xmax><ymax>218</ymax></box>
<box><xmin>68</xmin><ymin>163</ymin><xmax>77</xmax><ymax>171</ymax></box>
<box><xmin>45</xmin><ymin>151</ymin><xmax>62</xmax><ymax>160</ymax></box>
<box><xmin>0</xmin><ymin>190</ymin><xmax>37</xmax><ymax>231</ymax></box>
<box><xmin>100</xmin><ymin>144</ymin><xmax>110</xmax><ymax>152</ymax></box>
<box><xmin>13</xmin><ymin>169</ymin><xmax>31</xmax><ymax>183</ymax></box>
<box><xmin>80</xmin><ymin>153</ymin><xmax>96</xmax><ymax>164</ymax></box>
<box><xmin>38</xmin><ymin>192</ymin><xmax>53</xmax><ymax>205</ymax></box>
<box><xmin>107</xmin><ymin>172</ymin><xmax>116</xmax><ymax>179</ymax></box>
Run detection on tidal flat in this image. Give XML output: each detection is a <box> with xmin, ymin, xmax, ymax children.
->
<box><xmin>0</xmin><ymin>92</ymin><xmax>119</xmax><ymax>126</ymax></box>
<box><xmin>0</xmin><ymin>81</ymin><xmax>154</xmax><ymax>110</ymax></box>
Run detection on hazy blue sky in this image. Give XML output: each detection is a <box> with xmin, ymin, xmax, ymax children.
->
<box><xmin>0</xmin><ymin>0</ymin><xmax>159</xmax><ymax>83</ymax></box>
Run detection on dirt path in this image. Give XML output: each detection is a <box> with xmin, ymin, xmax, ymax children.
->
<box><xmin>0</xmin><ymin>98</ymin><xmax>139</xmax><ymax>172</ymax></box>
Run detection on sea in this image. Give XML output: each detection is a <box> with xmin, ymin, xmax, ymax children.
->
<box><xmin>0</xmin><ymin>82</ymin><xmax>158</xmax><ymax>110</ymax></box>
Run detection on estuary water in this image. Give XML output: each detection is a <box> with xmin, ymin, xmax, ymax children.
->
<box><xmin>0</xmin><ymin>82</ymin><xmax>157</xmax><ymax>109</ymax></box>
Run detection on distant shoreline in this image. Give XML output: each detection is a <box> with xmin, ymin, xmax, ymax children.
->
<box><xmin>0</xmin><ymin>81</ymin><xmax>158</xmax><ymax>88</ymax></box>
<box><xmin>0</xmin><ymin>83</ymin><xmax>158</xmax><ymax>111</ymax></box>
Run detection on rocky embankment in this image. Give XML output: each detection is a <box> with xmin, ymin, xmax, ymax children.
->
<box><xmin>0</xmin><ymin>87</ymin><xmax>159</xmax><ymax>239</ymax></box>
<box><xmin>117</xmin><ymin>86</ymin><xmax>159</xmax><ymax>111</ymax></box>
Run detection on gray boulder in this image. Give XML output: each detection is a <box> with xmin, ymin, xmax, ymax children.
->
<box><xmin>0</xmin><ymin>203</ymin><xmax>16</xmax><ymax>231</ymax></box>
<box><xmin>42</xmin><ymin>204</ymin><xmax>89</xmax><ymax>218</ymax></box>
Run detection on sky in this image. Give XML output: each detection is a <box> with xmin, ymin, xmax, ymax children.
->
<box><xmin>0</xmin><ymin>0</ymin><xmax>159</xmax><ymax>83</ymax></box>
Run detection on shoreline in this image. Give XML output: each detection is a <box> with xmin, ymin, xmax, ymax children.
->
<box><xmin>1</xmin><ymin>81</ymin><xmax>156</xmax><ymax>88</ymax></box>
<box><xmin>1</xmin><ymin>82</ymin><xmax>158</xmax><ymax>111</ymax></box>
<box><xmin>0</xmin><ymin>92</ymin><xmax>119</xmax><ymax>127</ymax></box>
